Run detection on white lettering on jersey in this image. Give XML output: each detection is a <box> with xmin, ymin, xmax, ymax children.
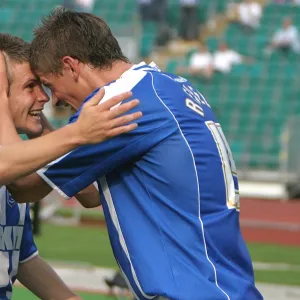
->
<box><xmin>174</xmin><ymin>76</ymin><xmax>187</xmax><ymax>83</ymax></box>
<box><xmin>14</xmin><ymin>227</ymin><xmax>23</xmax><ymax>250</ymax></box>
<box><xmin>186</xmin><ymin>98</ymin><xmax>204</xmax><ymax>117</ymax></box>
<box><xmin>183</xmin><ymin>84</ymin><xmax>211</xmax><ymax>118</ymax></box>
<box><xmin>17</xmin><ymin>204</ymin><xmax>26</xmax><ymax>225</ymax></box>
<box><xmin>0</xmin><ymin>227</ymin><xmax>12</xmax><ymax>250</ymax></box>
<box><xmin>0</xmin><ymin>252</ymin><xmax>9</xmax><ymax>287</ymax></box>
<box><xmin>0</xmin><ymin>187</ymin><xmax>26</xmax><ymax>294</ymax></box>
<box><xmin>0</xmin><ymin>226</ymin><xmax>23</xmax><ymax>251</ymax></box>
<box><xmin>183</xmin><ymin>84</ymin><xmax>211</xmax><ymax>108</ymax></box>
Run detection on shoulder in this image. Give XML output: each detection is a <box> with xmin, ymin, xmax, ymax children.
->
<box><xmin>100</xmin><ymin>69</ymin><xmax>149</xmax><ymax>105</ymax></box>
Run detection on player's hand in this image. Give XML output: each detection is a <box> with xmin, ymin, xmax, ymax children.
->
<box><xmin>0</xmin><ymin>51</ymin><xmax>9</xmax><ymax>103</ymax></box>
<box><xmin>75</xmin><ymin>88</ymin><xmax>142</xmax><ymax>145</ymax></box>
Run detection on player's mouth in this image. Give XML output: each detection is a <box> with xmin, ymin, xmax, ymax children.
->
<box><xmin>28</xmin><ymin>110</ymin><xmax>42</xmax><ymax>120</ymax></box>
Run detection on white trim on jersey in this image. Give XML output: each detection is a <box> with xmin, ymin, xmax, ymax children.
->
<box><xmin>17</xmin><ymin>204</ymin><xmax>26</xmax><ymax>226</ymax></box>
<box><xmin>117</xmin><ymin>260</ymin><xmax>140</xmax><ymax>300</ymax></box>
<box><xmin>99</xmin><ymin>176</ymin><xmax>156</xmax><ymax>300</ymax></box>
<box><xmin>19</xmin><ymin>250</ymin><xmax>39</xmax><ymax>264</ymax></box>
<box><xmin>37</xmin><ymin>68</ymin><xmax>148</xmax><ymax>199</ymax></box>
<box><xmin>0</xmin><ymin>187</ymin><xmax>6</xmax><ymax>226</ymax></box>
<box><xmin>149</xmin><ymin>72</ymin><xmax>231</xmax><ymax>300</ymax></box>
<box><xmin>96</xmin><ymin>69</ymin><xmax>156</xmax><ymax>299</ymax></box>
<box><xmin>93</xmin><ymin>181</ymin><xmax>99</xmax><ymax>191</ymax></box>
<box><xmin>37</xmin><ymin>151</ymin><xmax>72</xmax><ymax>199</ymax></box>
<box><xmin>38</xmin><ymin>169</ymin><xmax>70</xmax><ymax>199</ymax></box>
<box><xmin>101</xmin><ymin>67</ymin><xmax>147</xmax><ymax>105</ymax></box>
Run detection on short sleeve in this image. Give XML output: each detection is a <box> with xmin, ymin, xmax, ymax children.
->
<box><xmin>37</xmin><ymin>72</ymin><xmax>177</xmax><ymax>198</ymax></box>
<box><xmin>19</xmin><ymin>205</ymin><xmax>38</xmax><ymax>263</ymax></box>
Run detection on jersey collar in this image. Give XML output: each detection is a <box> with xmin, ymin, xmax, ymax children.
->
<box><xmin>69</xmin><ymin>61</ymin><xmax>161</xmax><ymax>123</ymax></box>
<box><xmin>120</xmin><ymin>61</ymin><xmax>161</xmax><ymax>78</ymax></box>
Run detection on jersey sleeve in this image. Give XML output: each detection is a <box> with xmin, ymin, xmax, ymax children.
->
<box><xmin>19</xmin><ymin>205</ymin><xmax>38</xmax><ymax>263</ymax></box>
<box><xmin>37</xmin><ymin>72</ymin><xmax>178</xmax><ymax>198</ymax></box>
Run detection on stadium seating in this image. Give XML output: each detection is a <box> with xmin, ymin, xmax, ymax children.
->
<box><xmin>165</xmin><ymin>3</ymin><xmax>300</xmax><ymax>169</ymax></box>
<box><xmin>1</xmin><ymin>0</ymin><xmax>299</xmax><ymax>170</ymax></box>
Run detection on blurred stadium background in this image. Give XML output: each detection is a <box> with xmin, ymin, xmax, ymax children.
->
<box><xmin>1</xmin><ymin>0</ymin><xmax>300</xmax><ymax>299</ymax></box>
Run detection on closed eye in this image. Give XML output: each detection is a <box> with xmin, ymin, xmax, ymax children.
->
<box><xmin>26</xmin><ymin>82</ymin><xmax>36</xmax><ymax>89</ymax></box>
<box><xmin>24</xmin><ymin>80</ymin><xmax>39</xmax><ymax>90</ymax></box>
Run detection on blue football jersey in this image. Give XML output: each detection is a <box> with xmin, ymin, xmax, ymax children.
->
<box><xmin>0</xmin><ymin>186</ymin><xmax>38</xmax><ymax>300</ymax></box>
<box><xmin>38</xmin><ymin>62</ymin><xmax>262</xmax><ymax>300</ymax></box>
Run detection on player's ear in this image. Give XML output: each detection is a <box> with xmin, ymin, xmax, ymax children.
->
<box><xmin>61</xmin><ymin>56</ymin><xmax>79</xmax><ymax>81</ymax></box>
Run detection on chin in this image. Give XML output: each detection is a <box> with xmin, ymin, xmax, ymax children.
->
<box><xmin>23</xmin><ymin>125</ymin><xmax>43</xmax><ymax>138</ymax></box>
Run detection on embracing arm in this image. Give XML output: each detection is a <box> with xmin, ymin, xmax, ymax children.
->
<box><xmin>0</xmin><ymin>50</ymin><xmax>140</xmax><ymax>188</ymax></box>
<box><xmin>5</xmin><ymin>90</ymin><xmax>139</xmax><ymax>206</ymax></box>
<box><xmin>8</xmin><ymin>172</ymin><xmax>100</xmax><ymax>207</ymax></box>
<box><xmin>6</xmin><ymin>114</ymin><xmax>100</xmax><ymax>207</ymax></box>
<box><xmin>3</xmin><ymin>92</ymin><xmax>139</xmax><ymax>206</ymax></box>
<box><xmin>0</xmin><ymin>91</ymin><xmax>140</xmax><ymax>188</ymax></box>
<box><xmin>0</xmin><ymin>111</ymin><xmax>86</xmax><ymax>186</ymax></box>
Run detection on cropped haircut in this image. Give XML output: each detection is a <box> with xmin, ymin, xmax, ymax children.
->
<box><xmin>30</xmin><ymin>7</ymin><xmax>129</xmax><ymax>75</ymax></box>
<box><xmin>0</xmin><ymin>33</ymin><xmax>30</xmax><ymax>88</ymax></box>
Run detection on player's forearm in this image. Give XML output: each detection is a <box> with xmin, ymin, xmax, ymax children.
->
<box><xmin>0</xmin><ymin>105</ymin><xmax>21</xmax><ymax>144</ymax></box>
<box><xmin>7</xmin><ymin>172</ymin><xmax>52</xmax><ymax>203</ymax></box>
<box><xmin>0</xmin><ymin>123</ymin><xmax>82</xmax><ymax>185</ymax></box>
<box><xmin>17</xmin><ymin>256</ymin><xmax>80</xmax><ymax>300</ymax></box>
<box><xmin>6</xmin><ymin>115</ymin><xmax>57</xmax><ymax>202</ymax></box>
<box><xmin>7</xmin><ymin>115</ymin><xmax>75</xmax><ymax>203</ymax></box>
<box><xmin>7</xmin><ymin>118</ymin><xmax>99</xmax><ymax>204</ymax></box>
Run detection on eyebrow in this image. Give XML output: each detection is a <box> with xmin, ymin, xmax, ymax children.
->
<box><xmin>22</xmin><ymin>78</ymin><xmax>40</xmax><ymax>88</ymax></box>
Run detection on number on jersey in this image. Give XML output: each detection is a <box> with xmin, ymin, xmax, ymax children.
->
<box><xmin>206</xmin><ymin>121</ymin><xmax>240</xmax><ymax>211</ymax></box>
<box><xmin>183</xmin><ymin>84</ymin><xmax>240</xmax><ymax>211</ymax></box>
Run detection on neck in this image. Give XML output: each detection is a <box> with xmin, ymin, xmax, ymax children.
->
<box><xmin>87</xmin><ymin>61</ymin><xmax>133</xmax><ymax>92</ymax></box>
<box><xmin>72</xmin><ymin>60</ymin><xmax>134</xmax><ymax>111</ymax></box>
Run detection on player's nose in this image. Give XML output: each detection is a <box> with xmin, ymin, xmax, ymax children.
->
<box><xmin>37</xmin><ymin>86</ymin><xmax>50</xmax><ymax>104</ymax></box>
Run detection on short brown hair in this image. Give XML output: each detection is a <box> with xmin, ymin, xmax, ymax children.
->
<box><xmin>0</xmin><ymin>33</ymin><xmax>30</xmax><ymax>87</ymax></box>
<box><xmin>30</xmin><ymin>7</ymin><xmax>129</xmax><ymax>75</ymax></box>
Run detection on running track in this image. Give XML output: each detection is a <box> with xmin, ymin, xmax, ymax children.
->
<box><xmin>240</xmin><ymin>198</ymin><xmax>300</xmax><ymax>246</ymax></box>
<box><xmin>77</xmin><ymin>197</ymin><xmax>300</xmax><ymax>246</ymax></box>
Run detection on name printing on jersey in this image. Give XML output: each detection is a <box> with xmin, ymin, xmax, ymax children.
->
<box><xmin>0</xmin><ymin>188</ymin><xmax>25</xmax><ymax>252</ymax></box>
<box><xmin>161</xmin><ymin>72</ymin><xmax>210</xmax><ymax>118</ymax></box>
